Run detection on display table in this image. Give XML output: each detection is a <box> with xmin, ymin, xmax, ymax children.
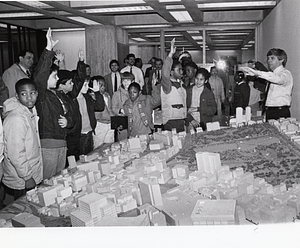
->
<box><xmin>1</xmin><ymin>121</ymin><xmax>300</xmax><ymax>227</ymax></box>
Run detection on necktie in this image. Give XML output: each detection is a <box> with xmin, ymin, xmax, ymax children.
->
<box><xmin>130</xmin><ymin>67</ymin><xmax>132</xmax><ymax>74</ymax></box>
<box><xmin>26</xmin><ymin>69</ymin><xmax>31</xmax><ymax>79</ymax></box>
<box><xmin>262</xmin><ymin>81</ymin><xmax>270</xmax><ymax>114</ymax></box>
<box><xmin>114</xmin><ymin>73</ymin><xmax>118</xmax><ymax>92</ymax></box>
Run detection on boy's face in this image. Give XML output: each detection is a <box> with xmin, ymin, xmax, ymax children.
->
<box><xmin>47</xmin><ymin>70</ymin><xmax>59</xmax><ymax>89</ymax></box>
<box><xmin>171</xmin><ymin>65</ymin><xmax>183</xmax><ymax>80</ymax></box>
<box><xmin>129</xmin><ymin>86</ymin><xmax>140</xmax><ymax>102</ymax></box>
<box><xmin>195</xmin><ymin>73</ymin><xmax>206</xmax><ymax>88</ymax></box>
<box><xmin>185</xmin><ymin>66</ymin><xmax>196</xmax><ymax>79</ymax></box>
<box><xmin>155</xmin><ymin>61</ymin><xmax>163</xmax><ymax>70</ymax></box>
<box><xmin>61</xmin><ymin>79</ymin><xmax>73</xmax><ymax>93</ymax></box>
<box><xmin>86</xmin><ymin>67</ymin><xmax>91</xmax><ymax>76</ymax></box>
<box><xmin>16</xmin><ymin>84</ymin><xmax>38</xmax><ymax>110</ymax></box>
<box><xmin>267</xmin><ymin>55</ymin><xmax>283</xmax><ymax>71</ymax></box>
<box><xmin>110</xmin><ymin>62</ymin><xmax>119</xmax><ymax>73</ymax></box>
<box><xmin>211</xmin><ymin>68</ymin><xmax>218</xmax><ymax>77</ymax></box>
<box><xmin>122</xmin><ymin>78</ymin><xmax>132</xmax><ymax>91</ymax></box>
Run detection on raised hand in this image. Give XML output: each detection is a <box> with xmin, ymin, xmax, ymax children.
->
<box><xmin>169</xmin><ymin>38</ymin><xmax>176</xmax><ymax>56</ymax></box>
<box><xmin>78</xmin><ymin>49</ymin><xmax>84</xmax><ymax>61</ymax></box>
<box><xmin>46</xmin><ymin>27</ymin><xmax>59</xmax><ymax>51</ymax></box>
<box><xmin>240</xmin><ymin>67</ymin><xmax>257</xmax><ymax>77</ymax></box>
<box><xmin>89</xmin><ymin>80</ymin><xmax>100</xmax><ymax>92</ymax></box>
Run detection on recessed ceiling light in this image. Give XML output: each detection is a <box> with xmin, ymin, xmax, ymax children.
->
<box><xmin>68</xmin><ymin>17</ymin><xmax>101</xmax><ymax>25</ymax></box>
<box><xmin>197</xmin><ymin>1</ymin><xmax>276</xmax><ymax>8</ymax></box>
<box><xmin>0</xmin><ymin>12</ymin><xmax>43</xmax><ymax>18</ymax></box>
<box><xmin>192</xmin><ymin>36</ymin><xmax>203</xmax><ymax>40</ymax></box>
<box><xmin>83</xmin><ymin>6</ymin><xmax>153</xmax><ymax>13</ymax></box>
<box><xmin>209</xmin><ymin>32</ymin><xmax>249</xmax><ymax>36</ymax></box>
<box><xmin>207</xmin><ymin>22</ymin><xmax>257</xmax><ymax>25</ymax></box>
<box><xmin>123</xmin><ymin>24</ymin><xmax>172</xmax><ymax>29</ymax></box>
<box><xmin>131</xmin><ymin>37</ymin><xmax>147</xmax><ymax>42</ymax></box>
<box><xmin>166</xmin><ymin>5</ymin><xmax>185</xmax><ymax>10</ymax></box>
<box><xmin>169</xmin><ymin>11</ymin><xmax>193</xmax><ymax>22</ymax></box>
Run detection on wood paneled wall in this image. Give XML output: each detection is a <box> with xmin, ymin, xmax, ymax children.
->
<box><xmin>86</xmin><ymin>26</ymin><xmax>128</xmax><ymax>76</ymax></box>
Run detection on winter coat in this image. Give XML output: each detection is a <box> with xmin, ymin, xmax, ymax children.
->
<box><xmin>2</xmin><ymin>98</ymin><xmax>42</xmax><ymax>189</ymax></box>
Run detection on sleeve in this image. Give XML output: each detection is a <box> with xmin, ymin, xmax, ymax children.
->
<box><xmin>161</xmin><ymin>56</ymin><xmax>173</xmax><ymax>94</ymax></box>
<box><xmin>70</xmin><ymin>60</ymin><xmax>86</xmax><ymax>98</ymax></box>
<box><xmin>241</xmin><ymin>84</ymin><xmax>250</xmax><ymax>109</ymax></box>
<box><xmin>93</xmin><ymin>91</ymin><xmax>105</xmax><ymax>112</ymax></box>
<box><xmin>4</xmin><ymin>115</ymin><xmax>33</xmax><ymax>180</ymax></box>
<box><xmin>33</xmin><ymin>49</ymin><xmax>56</xmax><ymax>100</ymax></box>
<box><xmin>257</xmin><ymin>70</ymin><xmax>292</xmax><ymax>86</ymax></box>
<box><xmin>0</xmin><ymin>77</ymin><xmax>9</xmax><ymax>106</ymax></box>
<box><xmin>0</xmin><ymin>119</ymin><xmax>4</xmax><ymax>164</ymax></box>
<box><xmin>149</xmin><ymin>84</ymin><xmax>161</xmax><ymax>108</ymax></box>
<box><xmin>111</xmin><ymin>91</ymin><xmax>121</xmax><ymax>115</ymax></box>
<box><xmin>2</xmin><ymin>69</ymin><xmax>16</xmax><ymax>97</ymax></box>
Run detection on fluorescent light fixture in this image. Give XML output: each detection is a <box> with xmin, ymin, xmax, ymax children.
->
<box><xmin>192</xmin><ymin>36</ymin><xmax>203</xmax><ymax>40</ymax></box>
<box><xmin>84</xmin><ymin>6</ymin><xmax>153</xmax><ymax>13</ymax></box>
<box><xmin>48</xmin><ymin>28</ymin><xmax>86</xmax><ymax>32</ymax></box>
<box><xmin>159</xmin><ymin>0</ymin><xmax>181</xmax><ymax>2</ymax></box>
<box><xmin>207</xmin><ymin>22</ymin><xmax>257</xmax><ymax>25</ymax></box>
<box><xmin>0</xmin><ymin>12</ymin><xmax>43</xmax><ymax>18</ymax></box>
<box><xmin>131</xmin><ymin>37</ymin><xmax>147</xmax><ymax>42</ymax></box>
<box><xmin>214</xmin><ymin>44</ymin><xmax>239</xmax><ymax>46</ymax></box>
<box><xmin>244</xmin><ymin>44</ymin><xmax>253</xmax><ymax>47</ymax></box>
<box><xmin>241</xmin><ymin>47</ymin><xmax>248</xmax><ymax>50</ymax></box>
<box><xmin>122</xmin><ymin>24</ymin><xmax>171</xmax><ymax>28</ymax></box>
<box><xmin>68</xmin><ymin>17</ymin><xmax>100</xmax><ymax>25</ymax></box>
<box><xmin>19</xmin><ymin>1</ymin><xmax>51</xmax><ymax>8</ymax></box>
<box><xmin>197</xmin><ymin>42</ymin><xmax>203</xmax><ymax>44</ymax></box>
<box><xmin>209</xmin><ymin>32</ymin><xmax>249</xmax><ymax>36</ymax></box>
<box><xmin>248</xmin><ymin>40</ymin><xmax>255</xmax><ymax>44</ymax></box>
<box><xmin>169</xmin><ymin>11</ymin><xmax>193</xmax><ymax>22</ymax></box>
<box><xmin>145</xmin><ymin>34</ymin><xmax>182</xmax><ymax>37</ymax></box>
<box><xmin>0</xmin><ymin>24</ymin><xmax>7</xmax><ymax>28</ymax></box>
<box><xmin>166</xmin><ymin>5</ymin><xmax>185</xmax><ymax>10</ymax></box>
<box><xmin>213</xmin><ymin>40</ymin><xmax>243</xmax><ymax>42</ymax></box>
<box><xmin>187</xmin><ymin>31</ymin><xmax>200</xmax><ymax>34</ymax></box>
<box><xmin>197</xmin><ymin>1</ymin><xmax>276</xmax><ymax>9</ymax></box>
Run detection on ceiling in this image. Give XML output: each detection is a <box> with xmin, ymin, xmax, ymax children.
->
<box><xmin>0</xmin><ymin>0</ymin><xmax>280</xmax><ymax>51</ymax></box>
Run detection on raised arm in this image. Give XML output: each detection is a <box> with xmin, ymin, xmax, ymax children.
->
<box><xmin>33</xmin><ymin>28</ymin><xmax>58</xmax><ymax>99</ymax></box>
<box><xmin>161</xmin><ymin>38</ymin><xmax>176</xmax><ymax>94</ymax></box>
<box><xmin>70</xmin><ymin>49</ymin><xmax>86</xmax><ymax>98</ymax></box>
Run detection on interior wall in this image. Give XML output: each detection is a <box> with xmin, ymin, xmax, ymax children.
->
<box><xmin>257</xmin><ymin>0</ymin><xmax>300</xmax><ymax>120</ymax></box>
<box><xmin>52</xmin><ymin>30</ymin><xmax>85</xmax><ymax>71</ymax></box>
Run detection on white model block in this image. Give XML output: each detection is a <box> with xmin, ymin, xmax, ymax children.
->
<box><xmin>71</xmin><ymin>174</ymin><xmax>88</xmax><ymax>192</ymax></box>
<box><xmin>287</xmin><ymin>197</ymin><xmax>300</xmax><ymax>214</ymax></box>
<box><xmin>138</xmin><ymin>178</ymin><xmax>163</xmax><ymax>207</ymax></box>
<box><xmin>37</xmin><ymin>186</ymin><xmax>58</xmax><ymax>207</ymax></box>
<box><xmin>149</xmin><ymin>140</ymin><xmax>164</xmax><ymax>150</ymax></box>
<box><xmin>57</xmin><ymin>186</ymin><xmax>72</xmax><ymax>199</ymax></box>
<box><xmin>172</xmin><ymin>164</ymin><xmax>189</xmax><ymax>179</ymax></box>
<box><xmin>190</xmin><ymin>177</ymin><xmax>206</xmax><ymax>191</ymax></box>
<box><xmin>121</xmin><ymin>198</ymin><xmax>137</xmax><ymax>213</ymax></box>
<box><xmin>236</xmin><ymin>107</ymin><xmax>243</xmax><ymax>124</ymax></box>
<box><xmin>12</xmin><ymin>213</ymin><xmax>44</xmax><ymax>227</ymax></box>
<box><xmin>67</xmin><ymin>155</ymin><xmax>77</xmax><ymax>168</ymax></box>
<box><xmin>245</xmin><ymin>106</ymin><xmax>251</xmax><ymax>122</ymax></box>
<box><xmin>218</xmin><ymin>170</ymin><xmax>233</xmax><ymax>181</ymax></box>
<box><xmin>76</xmin><ymin>160</ymin><xmax>100</xmax><ymax>172</ymax></box>
<box><xmin>196</xmin><ymin>127</ymin><xmax>203</xmax><ymax>133</ymax></box>
<box><xmin>232</xmin><ymin>167</ymin><xmax>244</xmax><ymax>178</ymax></box>
<box><xmin>153</xmin><ymin>132</ymin><xmax>172</xmax><ymax>146</ymax></box>
<box><xmin>191</xmin><ymin>199</ymin><xmax>236</xmax><ymax>225</ymax></box>
<box><xmin>99</xmin><ymin>161</ymin><xmax>111</xmax><ymax>176</ymax></box>
<box><xmin>70</xmin><ymin>209</ymin><xmax>93</xmax><ymax>227</ymax></box>
<box><xmin>129</xmin><ymin>137</ymin><xmax>142</xmax><ymax>151</ymax></box>
<box><xmin>158</xmin><ymin>168</ymin><xmax>172</xmax><ymax>184</ymax></box>
<box><xmin>206</xmin><ymin>122</ymin><xmax>213</xmax><ymax>132</ymax></box>
<box><xmin>145</xmin><ymin>164</ymin><xmax>157</xmax><ymax>174</ymax></box>
<box><xmin>100</xmin><ymin>201</ymin><xmax>117</xmax><ymax>217</ymax></box>
<box><xmin>155</xmin><ymin>160</ymin><xmax>167</xmax><ymax>172</ymax></box>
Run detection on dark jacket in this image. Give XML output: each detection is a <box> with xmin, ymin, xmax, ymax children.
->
<box><xmin>33</xmin><ymin>49</ymin><xmax>74</xmax><ymax>141</ymax></box>
<box><xmin>82</xmin><ymin>91</ymin><xmax>105</xmax><ymax>133</ymax></box>
<box><xmin>186</xmin><ymin>84</ymin><xmax>217</xmax><ymax>130</ymax></box>
<box><xmin>232</xmin><ymin>81</ymin><xmax>250</xmax><ymax>112</ymax></box>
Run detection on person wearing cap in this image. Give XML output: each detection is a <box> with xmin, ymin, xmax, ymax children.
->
<box><xmin>231</xmin><ymin>71</ymin><xmax>250</xmax><ymax>115</ymax></box>
<box><xmin>55</xmin><ymin>49</ymin><xmax>87</xmax><ymax>164</ymax></box>
<box><xmin>120</xmin><ymin>53</ymin><xmax>145</xmax><ymax>88</ymax></box>
<box><xmin>33</xmin><ymin>28</ymin><xmax>75</xmax><ymax>180</ymax></box>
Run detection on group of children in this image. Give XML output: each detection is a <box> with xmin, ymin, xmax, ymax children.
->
<box><xmin>0</xmin><ymin>31</ymin><xmax>265</xmax><ymax>206</ymax></box>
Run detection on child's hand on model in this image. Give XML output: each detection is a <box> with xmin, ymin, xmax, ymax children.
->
<box><xmin>191</xmin><ymin>119</ymin><xmax>200</xmax><ymax>128</ymax></box>
<box><xmin>25</xmin><ymin>177</ymin><xmax>36</xmax><ymax>190</ymax></box>
<box><xmin>58</xmin><ymin>115</ymin><xmax>67</xmax><ymax>128</ymax></box>
<box><xmin>46</xmin><ymin>27</ymin><xmax>59</xmax><ymax>51</ymax></box>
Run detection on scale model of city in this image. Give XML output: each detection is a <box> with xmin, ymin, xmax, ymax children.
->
<box><xmin>3</xmin><ymin>107</ymin><xmax>300</xmax><ymax>227</ymax></box>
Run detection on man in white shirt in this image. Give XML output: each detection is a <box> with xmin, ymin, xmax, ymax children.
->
<box><xmin>241</xmin><ymin>48</ymin><xmax>293</xmax><ymax>121</ymax></box>
<box><xmin>120</xmin><ymin>53</ymin><xmax>144</xmax><ymax>88</ymax></box>
<box><xmin>2</xmin><ymin>49</ymin><xmax>34</xmax><ymax>97</ymax></box>
<box><xmin>104</xmin><ymin>59</ymin><xmax>121</xmax><ymax>97</ymax></box>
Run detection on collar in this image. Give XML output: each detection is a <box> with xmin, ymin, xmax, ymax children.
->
<box><xmin>273</xmin><ymin>65</ymin><xmax>285</xmax><ymax>73</ymax></box>
<box><xmin>171</xmin><ymin>78</ymin><xmax>182</xmax><ymax>89</ymax></box>
<box><xmin>18</xmin><ymin>63</ymin><xmax>28</xmax><ymax>73</ymax></box>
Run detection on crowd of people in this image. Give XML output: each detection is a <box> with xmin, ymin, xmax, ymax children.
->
<box><xmin>0</xmin><ymin>29</ymin><xmax>293</xmax><ymax>208</ymax></box>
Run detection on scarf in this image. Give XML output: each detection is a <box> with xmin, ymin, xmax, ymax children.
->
<box><xmin>128</xmin><ymin>100</ymin><xmax>149</xmax><ymax>132</ymax></box>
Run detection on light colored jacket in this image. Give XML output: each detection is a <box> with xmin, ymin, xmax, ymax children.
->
<box><xmin>2</xmin><ymin>97</ymin><xmax>42</xmax><ymax>189</ymax></box>
<box><xmin>111</xmin><ymin>86</ymin><xmax>129</xmax><ymax>116</ymax></box>
<box><xmin>2</xmin><ymin>63</ymin><xmax>29</xmax><ymax>98</ymax></box>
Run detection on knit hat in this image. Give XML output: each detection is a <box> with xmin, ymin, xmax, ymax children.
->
<box><xmin>57</xmin><ymin>70</ymin><xmax>73</xmax><ymax>86</ymax></box>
